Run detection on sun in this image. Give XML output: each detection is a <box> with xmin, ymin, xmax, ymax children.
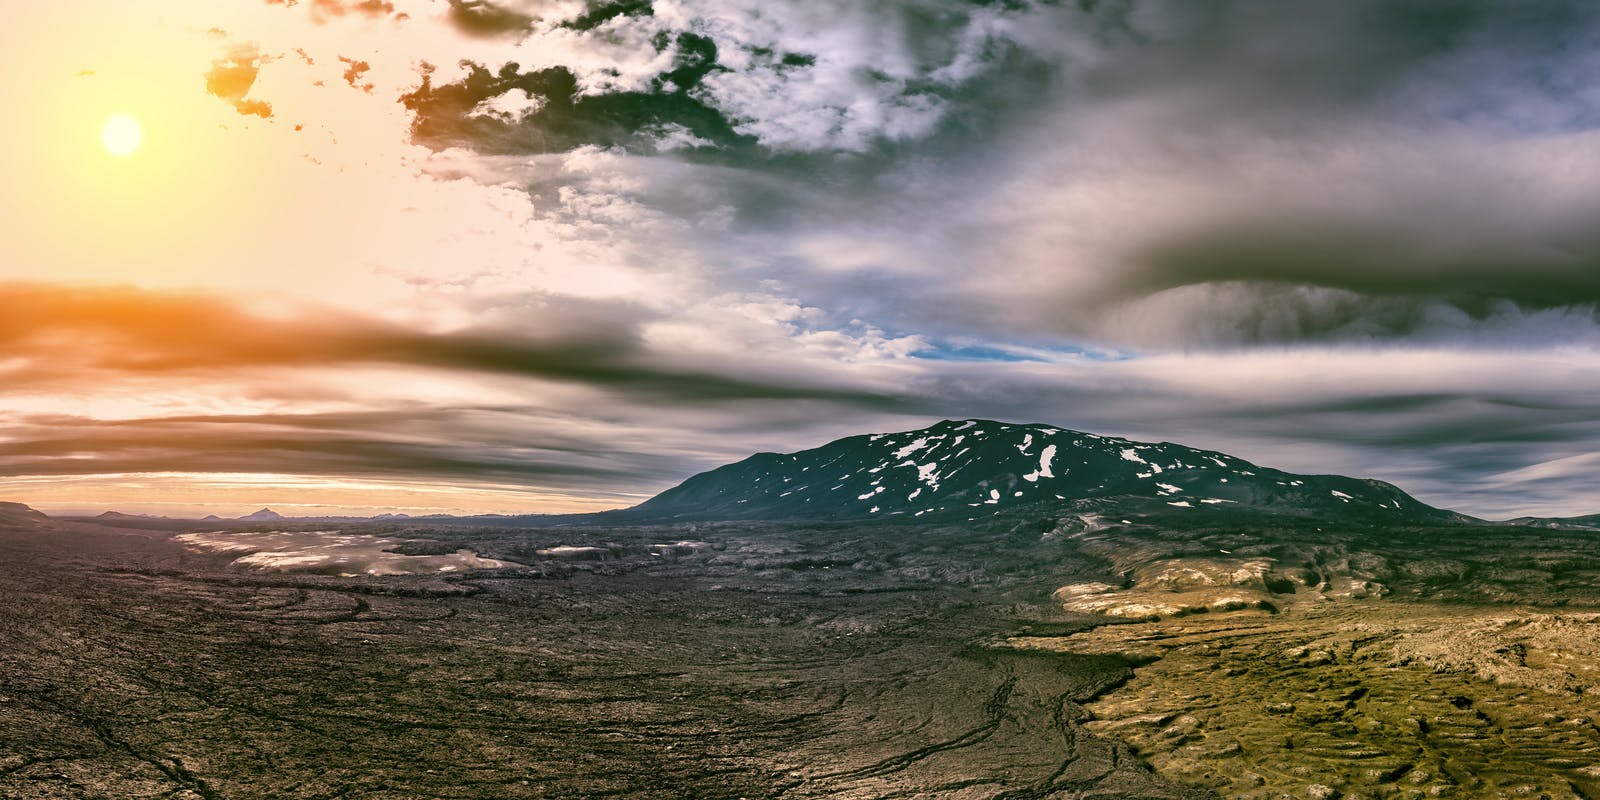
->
<box><xmin>101</xmin><ymin>115</ymin><xmax>142</xmax><ymax>156</ymax></box>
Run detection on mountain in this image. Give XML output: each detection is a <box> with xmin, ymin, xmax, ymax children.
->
<box><xmin>0</xmin><ymin>502</ymin><xmax>50</xmax><ymax>528</ymax></box>
<box><xmin>238</xmin><ymin>508</ymin><xmax>286</xmax><ymax>522</ymax></box>
<box><xmin>1507</xmin><ymin>513</ymin><xmax>1600</xmax><ymax>530</ymax></box>
<box><xmin>628</xmin><ymin>418</ymin><xmax>1448</xmax><ymax>522</ymax></box>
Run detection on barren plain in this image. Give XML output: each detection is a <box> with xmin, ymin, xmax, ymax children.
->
<box><xmin>7</xmin><ymin>503</ymin><xmax>1600</xmax><ymax>798</ymax></box>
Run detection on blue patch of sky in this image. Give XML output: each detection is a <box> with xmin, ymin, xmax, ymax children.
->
<box><xmin>772</xmin><ymin>287</ymin><xmax>1136</xmax><ymax>364</ymax></box>
<box><xmin>909</xmin><ymin>339</ymin><xmax>1135</xmax><ymax>364</ymax></box>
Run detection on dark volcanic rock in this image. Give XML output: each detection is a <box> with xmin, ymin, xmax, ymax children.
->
<box><xmin>628</xmin><ymin>419</ymin><xmax>1448</xmax><ymax>523</ymax></box>
<box><xmin>0</xmin><ymin>508</ymin><xmax>1211</xmax><ymax>800</ymax></box>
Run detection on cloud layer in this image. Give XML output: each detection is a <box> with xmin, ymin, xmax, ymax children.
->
<box><xmin>8</xmin><ymin>0</ymin><xmax>1600</xmax><ymax>518</ymax></box>
<box><xmin>398</xmin><ymin>0</ymin><xmax>1600</xmax><ymax>345</ymax></box>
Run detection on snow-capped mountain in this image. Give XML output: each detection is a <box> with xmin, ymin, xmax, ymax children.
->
<box><xmin>629</xmin><ymin>419</ymin><xmax>1445</xmax><ymax>522</ymax></box>
<box><xmin>238</xmin><ymin>508</ymin><xmax>286</xmax><ymax>522</ymax></box>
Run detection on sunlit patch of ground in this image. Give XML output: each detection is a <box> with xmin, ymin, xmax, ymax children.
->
<box><xmin>175</xmin><ymin>530</ymin><xmax>505</xmax><ymax>575</ymax></box>
<box><xmin>1013</xmin><ymin>601</ymin><xmax>1600</xmax><ymax>799</ymax></box>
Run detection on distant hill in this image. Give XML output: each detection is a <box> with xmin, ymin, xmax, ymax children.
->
<box><xmin>1506</xmin><ymin>513</ymin><xmax>1600</xmax><ymax>530</ymax></box>
<box><xmin>0</xmin><ymin>502</ymin><xmax>50</xmax><ymax>528</ymax></box>
<box><xmin>625</xmin><ymin>418</ymin><xmax>1452</xmax><ymax>523</ymax></box>
<box><xmin>238</xmin><ymin>508</ymin><xmax>286</xmax><ymax>522</ymax></box>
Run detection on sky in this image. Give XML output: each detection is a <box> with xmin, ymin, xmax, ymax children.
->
<box><xmin>6</xmin><ymin>1</ymin><xmax>1600</xmax><ymax>519</ymax></box>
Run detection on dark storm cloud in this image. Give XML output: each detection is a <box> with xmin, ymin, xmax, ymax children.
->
<box><xmin>1028</xmin><ymin>0</ymin><xmax>1600</xmax><ymax>346</ymax></box>
<box><xmin>446</xmin><ymin>0</ymin><xmax>536</xmax><ymax>38</ymax></box>
<box><xmin>1119</xmin><ymin>225</ymin><xmax>1600</xmax><ymax>344</ymax></box>
<box><xmin>402</xmin><ymin>0</ymin><xmax>1114</xmax><ymax>157</ymax></box>
<box><xmin>1092</xmin><ymin>2</ymin><xmax>1600</xmax><ymax>344</ymax></box>
<box><xmin>401</xmin><ymin>37</ymin><xmax>746</xmax><ymax>155</ymax></box>
<box><xmin>969</xmin><ymin>0</ymin><xmax>1600</xmax><ymax>347</ymax></box>
<box><xmin>562</xmin><ymin>0</ymin><xmax>652</xmax><ymax>32</ymax></box>
<box><xmin>1082</xmin><ymin>3</ymin><xmax>1600</xmax><ymax>125</ymax></box>
<box><xmin>0</xmin><ymin>284</ymin><xmax>902</xmax><ymax>406</ymax></box>
<box><xmin>404</xmin><ymin>0</ymin><xmax>1600</xmax><ymax>347</ymax></box>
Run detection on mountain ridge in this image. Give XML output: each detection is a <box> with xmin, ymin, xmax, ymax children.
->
<box><xmin>626</xmin><ymin>418</ymin><xmax>1455</xmax><ymax>523</ymax></box>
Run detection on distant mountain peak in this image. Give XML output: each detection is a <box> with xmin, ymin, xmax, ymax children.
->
<box><xmin>238</xmin><ymin>508</ymin><xmax>286</xmax><ymax>522</ymax></box>
<box><xmin>629</xmin><ymin>418</ymin><xmax>1443</xmax><ymax>523</ymax></box>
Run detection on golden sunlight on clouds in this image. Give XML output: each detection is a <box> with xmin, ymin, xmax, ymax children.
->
<box><xmin>8</xmin><ymin>472</ymin><xmax>641</xmax><ymax>519</ymax></box>
<box><xmin>0</xmin><ymin>2</ymin><xmax>632</xmax><ymax>515</ymax></box>
<box><xmin>1</xmin><ymin>2</ymin><xmax>527</xmax><ymax>307</ymax></box>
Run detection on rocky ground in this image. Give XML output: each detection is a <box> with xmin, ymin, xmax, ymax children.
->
<box><xmin>1006</xmin><ymin>508</ymin><xmax>1600</xmax><ymax>800</ymax></box>
<box><xmin>1020</xmin><ymin>604</ymin><xmax>1600</xmax><ymax>799</ymax></box>
<box><xmin>0</xmin><ymin>510</ymin><xmax>1199</xmax><ymax>800</ymax></box>
<box><xmin>8</xmin><ymin>502</ymin><xmax>1600</xmax><ymax>798</ymax></box>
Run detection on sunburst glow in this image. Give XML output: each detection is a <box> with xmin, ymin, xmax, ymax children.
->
<box><xmin>101</xmin><ymin>114</ymin><xmax>142</xmax><ymax>156</ymax></box>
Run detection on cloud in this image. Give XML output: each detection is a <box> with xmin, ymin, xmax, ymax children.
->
<box><xmin>266</xmin><ymin>0</ymin><xmax>403</xmax><ymax>23</ymax></box>
<box><xmin>397</xmin><ymin>0</ymin><xmax>1600</xmax><ymax>349</ymax></box>
<box><xmin>563</xmin><ymin>1</ymin><xmax>653</xmax><ymax>32</ymax></box>
<box><xmin>400</xmin><ymin>0</ymin><xmax>1113</xmax><ymax>156</ymax></box>
<box><xmin>933</xmin><ymin>0</ymin><xmax>1600</xmax><ymax>347</ymax></box>
<box><xmin>0</xmin><ymin>409</ymin><xmax>673</xmax><ymax>487</ymax></box>
<box><xmin>1040</xmin><ymin>123</ymin><xmax>1600</xmax><ymax>347</ymax></box>
<box><xmin>13</xmin><ymin>287</ymin><xmax>1600</xmax><ymax>518</ymax></box>
<box><xmin>312</xmin><ymin>0</ymin><xmax>398</xmax><ymax>20</ymax></box>
<box><xmin>23</xmin><ymin>0</ymin><xmax>1600</xmax><ymax>521</ymax></box>
<box><xmin>353</xmin><ymin>0</ymin><xmax>1600</xmax><ymax>518</ymax></box>
<box><xmin>338</xmin><ymin>56</ymin><xmax>374</xmax><ymax>92</ymax></box>
<box><xmin>205</xmin><ymin>43</ymin><xmax>274</xmax><ymax>117</ymax></box>
<box><xmin>446</xmin><ymin>0</ymin><xmax>535</xmax><ymax>39</ymax></box>
<box><xmin>400</xmin><ymin>42</ymin><xmax>744</xmax><ymax>155</ymax></box>
<box><xmin>0</xmin><ymin>284</ymin><xmax>905</xmax><ymax>406</ymax></box>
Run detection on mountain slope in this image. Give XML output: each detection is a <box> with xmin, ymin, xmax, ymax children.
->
<box><xmin>0</xmin><ymin>502</ymin><xmax>49</xmax><ymax>528</ymax></box>
<box><xmin>629</xmin><ymin>419</ymin><xmax>1446</xmax><ymax>522</ymax></box>
<box><xmin>1507</xmin><ymin>513</ymin><xmax>1600</xmax><ymax>530</ymax></box>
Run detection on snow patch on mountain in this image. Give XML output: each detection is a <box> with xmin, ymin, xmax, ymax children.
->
<box><xmin>1023</xmin><ymin>444</ymin><xmax>1057</xmax><ymax>482</ymax></box>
